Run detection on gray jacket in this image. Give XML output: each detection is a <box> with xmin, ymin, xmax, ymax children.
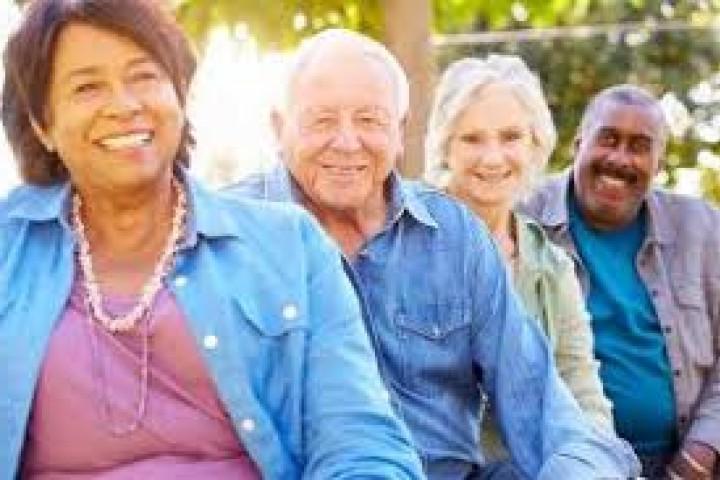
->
<box><xmin>522</xmin><ymin>172</ymin><xmax>720</xmax><ymax>456</ymax></box>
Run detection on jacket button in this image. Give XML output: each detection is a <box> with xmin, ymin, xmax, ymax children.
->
<box><xmin>240</xmin><ymin>418</ymin><xmax>256</xmax><ymax>432</ymax></box>
<box><xmin>282</xmin><ymin>303</ymin><xmax>298</xmax><ymax>321</ymax></box>
<box><xmin>203</xmin><ymin>334</ymin><xmax>219</xmax><ymax>350</ymax></box>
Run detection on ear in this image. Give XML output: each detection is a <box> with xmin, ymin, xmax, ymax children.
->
<box><xmin>655</xmin><ymin>153</ymin><xmax>665</xmax><ymax>175</ymax></box>
<box><xmin>29</xmin><ymin>115</ymin><xmax>55</xmax><ymax>153</ymax></box>
<box><xmin>570</xmin><ymin>135</ymin><xmax>581</xmax><ymax>158</ymax></box>
<box><xmin>270</xmin><ymin>109</ymin><xmax>285</xmax><ymax>144</ymax></box>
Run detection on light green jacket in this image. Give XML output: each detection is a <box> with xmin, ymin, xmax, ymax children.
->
<box><xmin>481</xmin><ymin>212</ymin><xmax>614</xmax><ymax>460</ymax></box>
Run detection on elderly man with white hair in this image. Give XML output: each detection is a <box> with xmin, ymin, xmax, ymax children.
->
<box><xmin>227</xmin><ymin>29</ymin><xmax>640</xmax><ymax>480</ymax></box>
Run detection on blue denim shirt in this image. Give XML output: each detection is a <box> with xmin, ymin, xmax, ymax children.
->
<box><xmin>228</xmin><ymin>167</ymin><xmax>641</xmax><ymax>479</ymax></box>
<box><xmin>0</xmin><ymin>172</ymin><xmax>424</xmax><ymax>479</ymax></box>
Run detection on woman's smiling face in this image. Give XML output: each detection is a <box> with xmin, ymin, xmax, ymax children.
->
<box><xmin>35</xmin><ymin>22</ymin><xmax>184</xmax><ymax>194</ymax></box>
<box><xmin>446</xmin><ymin>83</ymin><xmax>537</xmax><ymax>211</ymax></box>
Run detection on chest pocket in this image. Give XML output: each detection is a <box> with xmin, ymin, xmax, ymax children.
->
<box><xmin>232</xmin><ymin>292</ymin><xmax>308</xmax><ymax>339</ymax></box>
<box><xmin>395</xmin><ymin>302</ymin><xmax>473</xmax><ymax>397</ymax></box>
<box><xmin>674</xmin><ymin>285</ymin><xmax>714</xmax><ymax>369</ymax></box>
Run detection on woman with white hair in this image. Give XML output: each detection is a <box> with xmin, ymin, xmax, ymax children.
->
<box><xmin>425</xmin><ymin>54</ymin><xmax>614</xmax><ymax>460</ymax></box>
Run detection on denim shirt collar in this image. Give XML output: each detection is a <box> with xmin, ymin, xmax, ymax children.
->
<box><xmin>5</xmin><ymin>168</ymin><xmax>245</xmax><ymax>245</ymax></box>
<box><xmin>386</xmin><ymin>172</ymin><xmax>438</xmax><ymax>230</ymax></box>
<box><xmin>537</xmin><ymin>170</ymin><xmax>675</xmax><ymax>246</ymax></box>
<box><xmin>258</xmin><ymin>164</ymin><xmax>438</xmax><ymax>230</ymax></box>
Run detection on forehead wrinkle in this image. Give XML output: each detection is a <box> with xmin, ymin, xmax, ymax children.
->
<box><xmin>291</xmin><ymin>43</ymin><xmax>399</xmax><ymax>114</ymax></box>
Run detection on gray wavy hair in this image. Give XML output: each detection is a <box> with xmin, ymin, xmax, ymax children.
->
<box><xmin>424</xmin><ymin>54</ymin><xmax>556</xmax><ymax>189</ymax></box>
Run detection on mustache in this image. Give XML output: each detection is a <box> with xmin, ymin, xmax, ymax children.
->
<box><xmin>591</xmin><ymin>162</ymin><xmax>640</xmax><ymax>184</ymax></box>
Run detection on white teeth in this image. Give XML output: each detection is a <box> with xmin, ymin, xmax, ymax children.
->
<box><xmin>98</xmin><ymin>132</ymin><xmax>152</xmax><ymax>150</ymax></box>
<box><xmin>599</xmin><ymin>175</ymin><xmax>626</xmax><ymax>188</ymax></box>
<box><xmin>476</xmin><ymin>171</ymin><xmax>511</xmax><ymax>182</ymax></box>
<box><xmin>323</xmin><ymin>166</ymin><xmax>365</xmax><ymax>172</ymax></box>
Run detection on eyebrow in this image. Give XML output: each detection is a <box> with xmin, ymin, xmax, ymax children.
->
<box><xmin>58</xmin><ymin>56</ymin><xmax>157</xmax><ymax>84</ymax></box>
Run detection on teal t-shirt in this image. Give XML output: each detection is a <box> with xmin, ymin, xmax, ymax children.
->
<box><xmin>569</xmin><ymin>193</ymin><xmax>677</xmax><ymax>455</ymax></box>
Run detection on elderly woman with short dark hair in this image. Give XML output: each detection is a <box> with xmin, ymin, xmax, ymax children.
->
<box><xmin>0</xmin><ymin>1</ymin><xmax>423</xmax><ymax>478</ymax></box>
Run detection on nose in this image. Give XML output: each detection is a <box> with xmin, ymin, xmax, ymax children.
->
<box><xmin>477</xmin><ymin>140</ymin><xmax>505</xmax><ymax>167</ymax></box>
<box><xmin>102</xmin><ymin>84</ymin><xmax>142</xmax><ymax>119</ymax></box>
<box><xmin>605</xmin><ymin>143</ymin><xmax>632</xmax><ymax>167</ymax></box>
<box><xmin>329</xmin><ymin>117</ymin><xmax>361</xmax><ymax>152</ymax></box>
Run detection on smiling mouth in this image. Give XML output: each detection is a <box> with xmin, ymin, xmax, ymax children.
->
<box><xmin>474</xmin><ymin>171</ymin><xmax>512</xmax><ymax>182</ymax></box>
<box><xmin>321</xmin><ymin>165</ymin><xmax>367</xmax><ymax>174</ymax></box>
<box><xmin>594</xmin><ymin>171</ymin><xmax>639</xmax><ymax>190</ymax></box>
<box><xmin>96</xmin><ymin>132</ymin><xmax>153</xmax><ymax>151</ymax></box>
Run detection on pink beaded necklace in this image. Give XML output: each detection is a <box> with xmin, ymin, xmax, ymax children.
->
<box><xmin>72</xmin><ymin>178</ymin><xmax>187</xmax><ymax>435</ymax></box>
<box><xmin>73</xmin><ymin>178</ymin><xmax>187</xmax><ymax>332</ymax></box>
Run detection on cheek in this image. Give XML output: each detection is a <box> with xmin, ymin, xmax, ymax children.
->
<box><xmin>445</xmin><ymin>145</ymin><xmax>464</xmax><ymax>173</ymax></box>
<box><xmin>45</xmin><ymin>104</ymin><xmax>89</xmax><ymax>148</ymax></box>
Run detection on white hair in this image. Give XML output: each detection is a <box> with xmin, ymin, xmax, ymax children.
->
<box><xmin>424</xmin><ymin>54</ymin><xmax>557</xmax><ymax>189</ymax></box>
<box><xmin>279</xmin><ymin>28</ymin><xmax>410</xmax><ymax>118</ymax></box>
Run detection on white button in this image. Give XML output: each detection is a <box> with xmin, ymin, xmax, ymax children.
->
<box><xmin>240</xmin><ymin>418</ymin><xmax>255</xmax><ymax>432</ymax></box>
<box><xmin>282</xmin><ymin>303</ymin><xmax>298</xmax><ymax>321</ymax></box>
<box><xmin>203</xmin><ymin>334</ymin><xmax>218</xmax><ymax>350</ymax></box>
<box><xmin>174</xmin><ymin>275</ymin><xmax>188</xmax><ymax>288</ymax></box>
<box><xmin>432</xmin><ymin>325</ymin><xmax>441</xmax><ymax>338</ymax></box>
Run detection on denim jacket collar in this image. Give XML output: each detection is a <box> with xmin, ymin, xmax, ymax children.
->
<box><xmin>4</xmin><ymin>168</ymin><xmax>245</xmax><ymax>245</ymax></box>
<box><xmin>386</xmin><ymin>173</ymin><xmax>438</xmax><ymax>230</ymax></box>
<box><xmin>535</xmin><ymin>170</ymin><xmax>675</xmax><ymax>246</ymax></box>
<box><xmin>257</xmin><ymin>164</ymin><xmax>438</xmax><ymax>230</ymax></box>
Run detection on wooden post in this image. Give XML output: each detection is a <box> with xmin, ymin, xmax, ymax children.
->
<box><xmin>381</xmin><ymin>0</ymin><xmax>435</xmax><ymax>178</ymax></box>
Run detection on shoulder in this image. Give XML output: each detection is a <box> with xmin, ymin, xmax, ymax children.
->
<box><xmin>0</xmin><ymin>182</ymin><xmax>64</xmax><ymax>240</ymax></box>
<box><xmin>521</xmin><ymin>173</ymin><xmax>568</xmax><ymax>219</ymax></box>
<box><xmin>516</xmin><ymin>212</ymin><xmax>573</xmax><ymax>273</ymax></box>
<box><xmin>209</xmin><ymin>189</ymin><xmax>327</xmax><ymax>250</ymax></box>
<box><xmin>651</xmin><ymin>189</ymin><xmax>720</xmax><ymax>229</ymax></box>
<box><xmin>402</xmin><ymin>180</ymin><xmax>486</xmax><ymax>233</ymax></box>
<box><xmin>222</xmin><ymin>172</ymin><xmax>271</xmax><ymax>200</ymax></box>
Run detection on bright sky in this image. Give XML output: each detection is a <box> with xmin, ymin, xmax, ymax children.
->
<box><xmin>0</xmin><ymin>1</ymin><xmax>283</xmax><ymax>196</ymax></box>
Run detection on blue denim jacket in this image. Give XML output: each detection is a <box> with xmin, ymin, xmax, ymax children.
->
<box><xmin>0</xmin><ymin>172</ymin><xmax>424</xmax><ymax>479</ymax></box>
<box><xmin>228</xmin><ymin>167</ymin><xmax>641</xmax><ymax>480</ymax></box>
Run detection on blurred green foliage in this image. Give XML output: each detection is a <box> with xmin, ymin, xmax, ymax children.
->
<box><xmin>437</xmin><ymin>1</ymin><xmax>720</xmax><ymax>202</ymax></box>
<box><xmin>175</xmin><ymin>0</ymin><xmax>720</xmax><ymax>202</ymax></box>
<box><xmin>16</xmin><ymin>0</ymin><xmax>715</xmax><ymax>199</ymax></box>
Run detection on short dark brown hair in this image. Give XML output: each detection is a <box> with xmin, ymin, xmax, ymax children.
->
<box><xmin>2</xmin><ymin>0</ymin><xmax>196</xmax><ymax>185</ymax></box>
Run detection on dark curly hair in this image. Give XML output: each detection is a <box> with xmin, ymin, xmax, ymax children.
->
<box><xmin>2</xmin><ymin>0</ymin><xmax>196</xmax><ymax>185</ymax></box>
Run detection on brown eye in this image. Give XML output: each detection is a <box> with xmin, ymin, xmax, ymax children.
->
<box><xmin>72</xmin><ymin>81</ymin><xmax>103</xmax><ymax>98</ymax></box>
<box><xmin>500</xmin><ymin>129</ymin><xmax>524</xmax><ymax>143</ymax></box>
<box><xmin>629</xmin><ymin>137</ymin><xmax>652</xmax><ymax>154</ymax></box>
<box><xmin>131</xmin><ymin>70</ymin><xmax>159</xmax><ymax>83</ymax></box>
<box><xmin>596</xmin><ymin>131</ymin><xmax>617</xmax><ymax>147</ymax></box>
<box><xmin>458</xmin><ymin>133</ymin><xmax>483</xmax><ymax>145</ymax></box>
<box><xmin>302</xmin><ymin>115</ymin><xmax>336</xmax><ymax>132</ymax></box>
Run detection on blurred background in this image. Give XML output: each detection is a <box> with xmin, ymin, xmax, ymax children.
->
<box><xmin>2</xmin><ymin>0</ymin><xmax>720</xmax><ymax>201</ymax></box>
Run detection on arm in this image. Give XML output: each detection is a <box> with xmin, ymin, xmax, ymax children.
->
<box><xmin>299</xmin><ymin>216</ymin><xmax>424</xmax><ymax>479</ymax></box>
<box><xmin>552</xmin><ymin>253</ymin><xmax>614</xmax><ymax>431</ymax></box>
<box><xmin>469</xmin><ymin>225</ymin><xmax>639</xmax><ymax>479</ymax></box>
<box><xmin>669</xmin><ymin>212</ymin><xmax>720</xmax><ymax>477</ymax></box>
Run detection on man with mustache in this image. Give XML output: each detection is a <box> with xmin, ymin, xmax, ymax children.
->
<box><xmin>524</xmin><ymin>84</ymin><xmax>720</xmax><ymax>479</ymax></box>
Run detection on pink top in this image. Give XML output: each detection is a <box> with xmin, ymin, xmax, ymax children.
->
<box><xmin>22</xmin><ymin>274</ymin><xmax>261</xmax><ymax>479</ymax></box>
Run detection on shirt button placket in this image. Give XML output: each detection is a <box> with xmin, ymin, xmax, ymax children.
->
<box><xmin>203</xmin><ymin>334</ymin><xmax>219</xmax><ymax>350</ymax></box>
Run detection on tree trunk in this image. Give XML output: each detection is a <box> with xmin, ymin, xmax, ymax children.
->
<box><xmin>381</xmin><ymin>0</ymin><xmax>435</xmax><ymax>179</ymax></box>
